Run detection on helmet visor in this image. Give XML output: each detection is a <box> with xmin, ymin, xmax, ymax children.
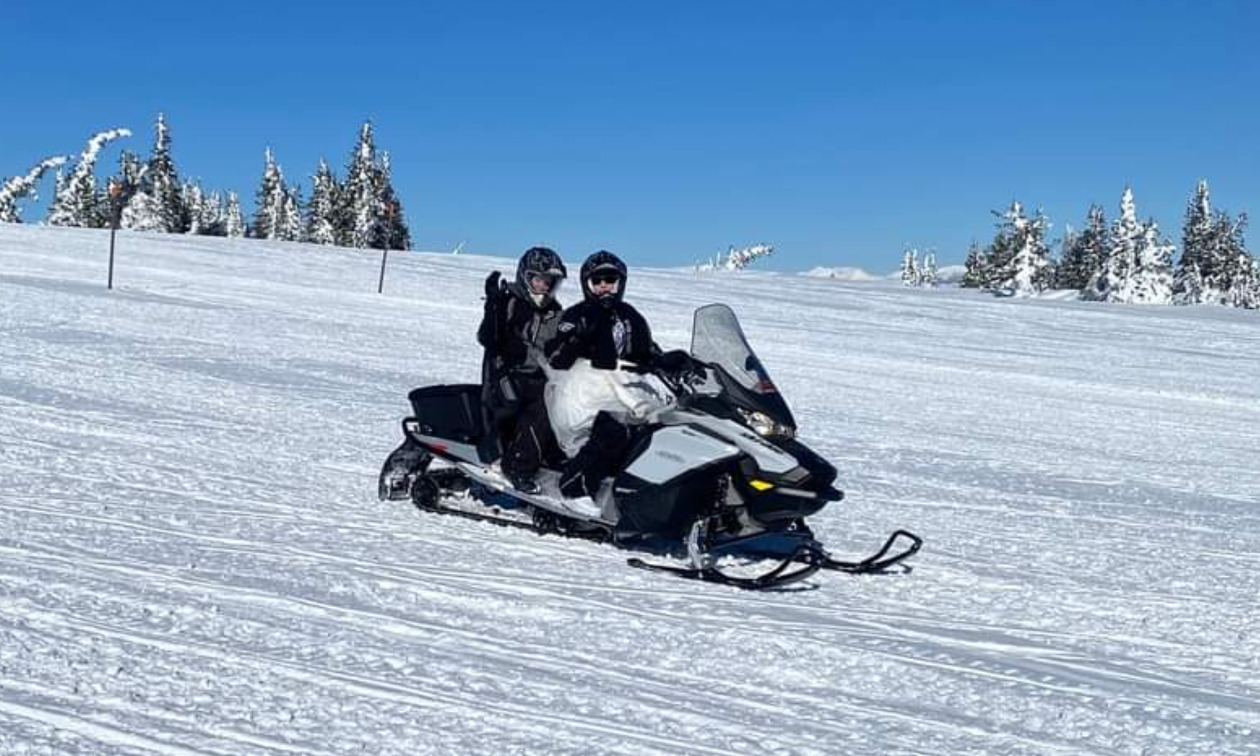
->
<box><xmin>528</xmin><ymin>271</ymin><xmax>563</xmax><ymax>294</ymax></box>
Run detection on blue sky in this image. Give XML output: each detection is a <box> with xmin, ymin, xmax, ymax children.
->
<box><xmin>2</xmin><ymin>1</ymin><xmax>1257</xmax><ymax>272</ymax></box>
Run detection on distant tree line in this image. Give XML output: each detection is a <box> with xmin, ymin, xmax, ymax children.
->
<box><xmin>955</xmin><ymin>183</ymin><xmax>1255</xmax><ymax>308</ymax></box>
<box><xmin>0</xmin><ymin>114</ymin><xmax>411</xmax><ymax>251</ymax></box>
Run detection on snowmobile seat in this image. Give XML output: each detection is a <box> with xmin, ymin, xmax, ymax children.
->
<box><xmin>406</xmin><ymin>384</ymin><xmax>486</xmax><ymax>446</ymax></box>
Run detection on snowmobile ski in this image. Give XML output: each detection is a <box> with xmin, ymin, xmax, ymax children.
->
<box><xmin>626</xmin><ymin>544</ymin><xmax>825</xmax><ymax>590</ymax></box>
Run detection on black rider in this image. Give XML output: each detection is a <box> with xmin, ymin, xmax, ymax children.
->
<box><xmin>478</xmin><ymin>246</ymin><xmax>567</xmax><ymax>494</ymax></box>
<box><xmin>545</xmin><ymin>250</ymin><xmax>686</xmax><ymax>499</ymax></box>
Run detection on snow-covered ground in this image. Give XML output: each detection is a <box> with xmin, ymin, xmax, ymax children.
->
<box><xmin>2</xmin><ymin>224</ymin><xmax>1258</xmax><ymax>756</ymax></box>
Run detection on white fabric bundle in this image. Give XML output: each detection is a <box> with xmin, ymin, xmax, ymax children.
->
<box><xmin>545</xmin><ymin>359</ymin><xmax>675</xmax><ymax>457</ymax></box>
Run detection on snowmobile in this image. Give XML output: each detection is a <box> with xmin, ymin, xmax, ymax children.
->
<box><xmin>379</xmin><ymin>304</ymin><xmax>921</xmax><ymax>589</ymax></box>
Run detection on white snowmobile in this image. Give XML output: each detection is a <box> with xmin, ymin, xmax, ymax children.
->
<box><xmin>379</xmin><ymin>304</ymin><xmax>921</xmax><ymax>589</ymax></box>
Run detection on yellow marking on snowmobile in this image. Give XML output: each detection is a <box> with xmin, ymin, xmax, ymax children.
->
<box><xmin>749</xmin><ymin>479</ymin><xmax>775</xmax><ymax>492</ymax></box>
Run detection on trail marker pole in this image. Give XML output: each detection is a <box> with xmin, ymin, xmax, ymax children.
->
<box><xmin>377</xmin><ymin>201</ymin><xmax>398</xmax><ymax>294</ymax></box>
<box><xmin>107</xmin><ymin>180</ymin><xmax>122</xmax><ymax>290</ymax></box>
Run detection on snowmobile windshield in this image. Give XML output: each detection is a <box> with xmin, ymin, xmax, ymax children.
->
<box><xmin>690</xmin><ymin>304</ymin><xmax>794</xmax><ymax>428</ymax></box>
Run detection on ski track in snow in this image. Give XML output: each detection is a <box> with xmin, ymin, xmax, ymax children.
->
<box><xmin>2</xmin><ymin>224</ymin><xmax>1258</xmax><ymax>755</ymax></box>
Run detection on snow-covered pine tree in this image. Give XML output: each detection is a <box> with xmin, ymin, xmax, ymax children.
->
<box><xmin>224</xmin><ymin>192</ymin><xmax>245</xmax><ymax>238</ymax></box>
<box><xmin>339</xmin><ymin>121</ymin><xmax>379</xmax><ymax>248</ymax></box>
<box><xmin>723</xmin><ymin>243</ymin><xmax>773</xmax><ymax>271</ymax></box>
<box><xmin>1177</xmin><ymin>261</ymin><xmax>1205</xmax><ymax>305</ymax></box>
<box><xmin>988</xmin><ymin>201</ymin><xmax>1052</xmax><ymax>295</ymax></box>
<box><xmin>202</xmin><ymin>190</ymin><xmax>227</xmax><ymax>236</ymax></box>
<box><xmin>1086</xmin><ymin>187</ymin><xmax>1142</xmax><ymax>303</ymax></box>
<box><xmin>370</xmin><ymin>152</ymin><xmax>411</xmax><ymax>250</ymax></box>
<box><xmin>961</xmin><ymin>240</ymin><xmax>985</xmax><ymax>288</ymax></box>
<box><xmin>982</xmin><ymin>203</ymin><xmax>1020</xmax><ymax>289</ymax></box>
<box><xmin>901</xmin><ymin>248</ymin><xmax>921</xmax><ymax>286</ymax></box>
<box><xmin>145</xmin><ymin>113</ymin><xmax>188</xmax><ymax>233</ymax></box>
<box><xmin>305</xmin><ymin>159</ymin><xmax>339</xmax><ymax>245</ymax></box>
<box><xmin>46</xmin><ymin>128</ymin><xmax>131</xmax><ymax>228</ymax></box>
<box><xmin>1219</xmin><ymin>212</ymin><xmax>1254</xmax><ymax>308</ymax></box>
<box><xmin>921</xmin><ymin>250</ymin><xmax>938</xmax><ymax>287</ymax></box>
<box><xmin>1175</xmin><ymin>180</ymin><xmax>1216</xmax><ymax>304</ymax></box>
<box><xmin>115</xmin><ymin>146</ymin><xmax>161</xmax><ymax>231</ymax></box>
<box><xmin>251</xmin><ymin>148</ymin><xmax>285</xmax><ymax>239</ymax></box>
<box><xmin>184</xmin><ymin>182</ymin><xmax>226</xmax><ymax>236</ymax></box>
<box><xmin>277</xmin><ymin>184</ymin><xmax>303</xmax><ymax>242</ymax></box>
<box><xmin>184</xmin><ymin>181</ymin><xmax>205</xmax><ymax>235</ymax></box>
<box><xmin>0</xmin><ymin>156</ymin><xmax>68</xmax><ymax>223</ymax></box>
<box><xmin>1055</xmin><ymin>224</ymin><xmax>1078</xmax><ymax>288</ymax></box>
<box><xmin>1058</xmin><ymin>204</ymin><xmax>1108</xmax><ymax>291</ymax></box>
<box><xmin>1128</xmin><ymin>218</ymin><xmax>1175</xmax><ymax>304</ymax></box>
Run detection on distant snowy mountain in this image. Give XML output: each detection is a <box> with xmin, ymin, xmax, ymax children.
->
<box><xmin>2</xmin><ymin>223</ymin><xmax>1258</xmax><ymax>756</ymax></box>
<box><xmin>804</xmin><ymin>265</ymin><xmax>882</xmax><ymax>280</ymax></box>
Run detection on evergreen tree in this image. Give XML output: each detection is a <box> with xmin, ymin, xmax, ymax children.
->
<box><xmin>720</xmin><ymin>243</ymin><xmax>773</xmax><ymax>270</ymax></box>
<box><xmin>120</xmin><ymin>192</ymin><xmax>164</xmax><ymax>231</ymax></box>
<box><xmin>1175</xmin><ymin>180</ymin><xmax>1216</xmax><ymax>304</ymax></box>
<box><xmin>1128</xmin><ymin>218</ymin><xmax>1175</xmax><ymax>304</ymax></box>
<box><xmin>305</xmin><ymin>159</ymin><xmax>339</xmax><ymax>245</ymax></box>
<box><xmin>1054</xmin><ymin>224</ymin><xmax>1078</xmax><ymax>288</ymax></box>
<box><xmin>251</xmin><ymin>148</ymin><xmax>285</xmax><ymax>239</ymax></box>
<box><xmin>1219</xmin><ymin>212</ymin><xmax>1254</xmax><ymax>308</ymax></box>
<box><xmin>145</xmin><ymin>113</ymin><xmax>188</xmax><ymax>233</ymax></box>
<box><xmin>988</xmin><ymin>201</ymin><xmax>1052</xmax><ymax>295</ymax></box>
<box><xmin>0</xmin><ymin>156</ymin><xmax>68</xmax><ymax>223</ymax></box>
<box><xmin>1086</xmin><ymin>187</ymin><xmax>1172</xmax><ymax>304</ymax></box>
<box><xmin>47</xmin><ymin>128</ymin><xmax>131</xmax><ymax>228</ymax></box>
<box><xmin>335</xmin><ymin>122</ymin><xmax>412</xmax><ymax>249</ymax></box>
<box><xmin>901</xmin><ymin>248</ymin><xmax>920</xmax><ymax>286</ymax></box>
<box><xmin>278</xmin><ymin>183</ymin><xmax>304</xmax><ymax>242</ymax></box>
<box><xmin>339</xmin><ymin>121</ymin><xmax>379</xmax><ymax>248</ymax></box>
<box><xmin>372</xmin><ymin>152</ymin><xmax>411</xmax><ymax>250</ymax></box>
<box><xmin>961</xmin><ymin>240</ymin><xmax>985</xmax><ymax>288</ymax></box>
<box><xmin>224</xmin><ymin>192</ymin><xmax>245</xmax><ymax>238</ymax></box>
<box><xmin>1086</xmin><ymin>188</ymin><xmax>1141</xmax><ymax>302</ymax></box>
<box><xmin>1058</xmin><ymin>205</ymin><xmax>1108</xmax><ymax>291</ymax></box>
<box><xmin>184</xmin><ymin>181</ymin><xmax>205</xmax><ymax>234</ymax></box>
<box><xmin>921</xmin><ymin>250</ymin><xmax>938</xmax><ymax>287</ymax></box>
<box><xmin>982</xmin><ymin>203</ymin><xmax>1020</xmax><ymax>289</ymax></box>
<box><xmin>184</xmin><ymin>182</ymin><xmax>227</xmax><ymax>236</ymax></box>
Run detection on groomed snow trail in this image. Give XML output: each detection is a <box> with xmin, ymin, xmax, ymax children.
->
<box><xmin>2</xmin><ymin>225</ymin><xmax>1257</xmax><ymax>755</ymax></box>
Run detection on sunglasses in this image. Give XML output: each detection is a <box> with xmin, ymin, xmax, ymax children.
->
<box><xmin>590</xmin><ymin>273</ymin><xmax>621</xmax><ymax>285</ymax></box>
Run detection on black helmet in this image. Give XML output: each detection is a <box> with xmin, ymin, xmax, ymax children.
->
<box><xmin>515</xmin><ymin>246</ymin><xmax>567</xmax><ymax>300</ymax></box>
<box><xmin>579</xmin><ymin>250</ymin><xmax>627</xmax><ymax>307</ymax></box>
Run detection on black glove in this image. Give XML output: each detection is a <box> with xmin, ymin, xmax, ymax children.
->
<box><xmin>654</xmin><ymin>349</ymin><xmax>692</xmax><ymax>372</ymax></box>
<box><xmin>483</xmin><ymin>271</ymin><xmax>504</xmax><ymax>314</ymax></box>
<box><xmin>484</xmin><ymin>270</ymin><xmax>502</xmax><ymax>298</ymax></box>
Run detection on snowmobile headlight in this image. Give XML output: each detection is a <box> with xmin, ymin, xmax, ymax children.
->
<box><xmin>749</xmin><ymin>479</ymin><xmax>775</xmax><ymax>492</ymax></box>
<box><xmin>737</xmin><ymin>409</ymin><xmax>795</xmax><ymax>439</ymax></box>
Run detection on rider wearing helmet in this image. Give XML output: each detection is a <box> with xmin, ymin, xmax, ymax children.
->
<box><xmin>478</xmin><ymin>246</ymin><xmax>567</xmax><ymax>494</ymax></box>
<box><xmin>544</xmin><ymin>250</ymin><xmax>668</xmax><ymax>500</ymax></box>
<box><xmin>546</xmin><ymin>250</ymin><xmax>656</xmax><ymax>371</ymax></box>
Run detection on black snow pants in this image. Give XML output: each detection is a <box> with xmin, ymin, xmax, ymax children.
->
<box><xmin>500</xmin><ymin>375</ymin><xmax>557</xmax><ymax>480</ymax></box>
<box><xmin>558</xmin><ymin>411</ymin><xmax>634</xmax><ymax>499</ymax></box>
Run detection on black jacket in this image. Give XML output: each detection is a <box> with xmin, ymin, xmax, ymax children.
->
<box><xmin>545</xmin><ymin>298</ymin><xmax>658</xmax><ymax>371</ymax></box>
<box><xmin>478</xmin><ymin>282</ymin><xmax>563</xmax><ymax>381</ymax></box>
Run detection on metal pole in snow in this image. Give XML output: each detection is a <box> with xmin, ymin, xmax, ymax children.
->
<box><xmin>377</xmin><ymin>201</ymin><xmax>397</xmax><ymax>294</ymax></box>
<box><xmin>107</xmin><ymin>180</ymin><xmax>121</xmax><ymax>290</ymax></box>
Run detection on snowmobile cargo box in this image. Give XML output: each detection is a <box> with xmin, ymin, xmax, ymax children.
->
<box><xmin>406</xmin><ymin>384</ymin><xmax>484</xmax><ymax>444</ymax></box>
